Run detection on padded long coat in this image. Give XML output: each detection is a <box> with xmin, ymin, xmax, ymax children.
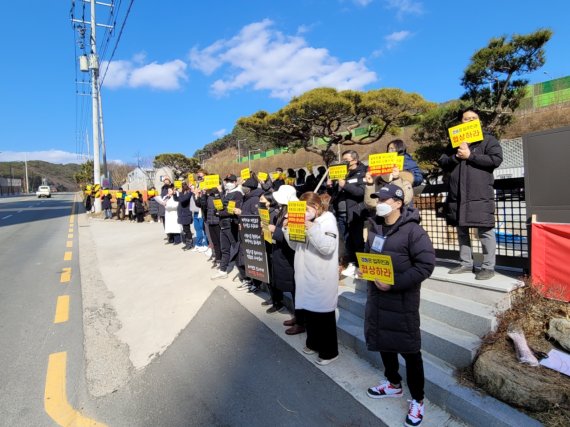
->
<box><xmin>438</xmin><ymin>133</ymin><xmax>503</xmax><ymax>228</ymax></box>
<box><xmin>364</xmin><ymin>208</ymin><xmax>435</xmax><ymax>353</ymax></box>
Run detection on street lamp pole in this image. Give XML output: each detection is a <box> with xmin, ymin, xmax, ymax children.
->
<box><xmin>248</xmin><ymin>149</ymin><xmax>261</xmax><ymax>170</ymax></box>
<box><xmin>237</xmin><ymin>139</ymin><xmax>247</xmax><ymax>164</ymax></box>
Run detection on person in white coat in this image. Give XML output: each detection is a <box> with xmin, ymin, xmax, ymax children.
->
<box><xmin>159</xmin><ymin>186</ymin><xmax>182</xmax><ymax>245</ymax></box>
<box><xmin>285</xmin><ymin>192</ymin><xmax>340</xmax><ymax>365</ymax></box>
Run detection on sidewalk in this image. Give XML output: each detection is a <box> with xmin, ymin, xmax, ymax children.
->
<box><xmin>78</xmin><ymin>213</ymin><xmax>465</xmax><ymax>427</ymax></box>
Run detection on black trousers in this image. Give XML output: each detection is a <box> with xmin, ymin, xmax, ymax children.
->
<box><xmin>380</xmin><ymin>351</ymin><xmax>425</xmax><ymax>402</ymax></box>
<box><xmin>291</xmin><ymin>291</ymin><xmax>305</xmax><ymax>326</ymax></box>
<box><xmin>182</xmin><ymin>224</ymin><xmax>193</xmax><ymax>244</ymax></box>
<box><xmin>304</xmin><ymin>310</ymin><xmax>338</xmax><ymax>360</ymax></box>
<box><xmin>219</xmin><ymin>224</ymin><xmax>238</xmax><ymax>271</ymax></box>
<box><xmin>268</xmin><ymin>284</ymin><xmax>284</xmax><ymax>306</ymax></box>
<box><xmin>208</xmin><ymin>224</ymin><xmax>222</xmax><ymax>261</ymax></box>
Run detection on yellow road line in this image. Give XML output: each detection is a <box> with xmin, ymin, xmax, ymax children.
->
<box><xmin>45</xmin><ymin>352</ymin><xmax>108</xmax><ymax>426</ymax></box>
<box><xmin>54</xmin><ymin>296</ymin><xmax>70</xmax><ymax>324</ymax></box>
<box><xmin>60</xmin><ymin>268</ymin><xmax>71</xmax><ymax>283</ymax></box>
<box><xmin>64</xmin><ymin>252</ymin><xmax>72</xmax><ymax>261</ymax></box>
<box><xmin>66</xmin><ymin>241</ymin><xmax>73</xmax><ymax>248</ymax></box>
<box><xmin>68</xmin><ymin>234</ymin><xmax>73</xmax><ymax>239</ymax></box>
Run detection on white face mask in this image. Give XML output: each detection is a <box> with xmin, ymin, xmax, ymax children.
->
<box><xmin>305</xmin><ymin>211</ymin><xmax>316</xmax><ymax>221</ymax></box>
<box><xmin>376</xmin><ymin>202</ymin><xmax>393</xmax><ymax>217</ymax></box>
<box><xmin>224</xmin><ymin>182</ymin><xmax>236</xmax><ymax>191</ymax></box>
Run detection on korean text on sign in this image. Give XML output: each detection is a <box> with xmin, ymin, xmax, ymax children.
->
<box><xmin>368</xmin><ymin>153</ymin><xmax>404</xmax><ymax>176</ymax></box>
<box><xmin>448</xmin><ymin>119</ymin><xmax>484</xmax><ymax>148</ymax></box>
<box><xmin>202</xmin><ymin>174</ymin><xmax>220</xmax><ymax>190</ymax></box>
<box><xmin>288</xmin><ymin>201</ymin><xmax>306</xmax><ymax>242</ymax></box>
<box><xmin>257</xmin><ymin>172</ymin><xmax>268</xmax><ymax>182</ymax></box>
<box><xmin>213</xmin><ymin>199</ymin><xmax>223</xmax><ymax>211</ymax></box>
<box><xmin>329</xmin><ymin>164</ymin><xmax>348</xmax><ymax>180</ymax></box>
<box><xmin>240</xmin><ymin>168</ymin><xmax>251</xmax><ymax>180</ymax></box>
<box><xmin>227</xmin><ymin>200</ymin><xmax>236</xmax><ymax>214</ymax></box>
<box><xmin>356</xmin><ymin>252</ymin><xmax>394</xmax><ymax>285</ymax></box>
<box><xmin>174</xmin><ymin>180</ymin><xmax>182</xmax><ymax>189</ymax></box>
<box><xmin>258</xmin><ymin>208</ymin><xmax>272</xmax><ymax>243</ymax></box>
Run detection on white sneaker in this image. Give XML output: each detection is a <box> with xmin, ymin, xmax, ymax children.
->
<box><xmin>210</xmin><ymin>269</ymin><xmax>228</xmax><ymax>280</ymax></box>
<box><xmin>204</xmin><ymin>248</ymin><xmax>213</xmax><ymax>258</ymax></box>
<box><xmin>189</xmin><ymin>246</ymin><xmax>200</xmax><ymax>252</ymax></box>
<box><xmin>341</xmin><ymin>263</ymin><xmax>357</xmax><ymax>278</ymax></box>
<box><xmin>315</xmin><ymin>355</ymin><xmax>339</xmax><ymax>366</ymax></box>
<box><xmin>197</xmin><ymin>246</ymin><xmax>208</xmax><ymax>253</ymax></box>
<box><xmin>404</xmin><ymin>399</ymin><xmax>424</xmax><ymax>426</ymax></box>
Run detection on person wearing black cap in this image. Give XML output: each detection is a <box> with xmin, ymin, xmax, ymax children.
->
<box><xmin>211</xmin><ymin>174</ymin><xmax>244</xmax><ymax>280</ymax></box>
<box><xmin>438</xmin><ymin>108</ymin><xmax>503</xmax><ymax>280</ymax></box>
<box><xmin>363</xmin><ymin>183</ymin><xmax>435</xmax><ymax>427</ymax></box>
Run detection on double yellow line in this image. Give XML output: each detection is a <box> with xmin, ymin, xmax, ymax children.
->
<box><xmin>45</xmin><ymin>195</ymin><xmax>107</xmax><ymax>426</ymax></box>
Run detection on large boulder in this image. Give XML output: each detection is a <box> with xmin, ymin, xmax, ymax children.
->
<box><xmin>548</xmin><ymin>318</ymin><xmax>570</xmax><ymax>351</ymax></box>
<box><xmin>473</xmin><ymin>349</ymin><xmax>570</xmax><ymax>412</ymax></box>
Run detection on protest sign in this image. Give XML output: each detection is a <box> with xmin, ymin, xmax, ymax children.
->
<box><xmin>448</xmin><ymin>119</ymin><xmax>484</xmax><ymax>148</ymax></box>
<box><xmin>174</xmin><ymin>180</ymin><xmax>182</xmax><ymax>189</ymax></box>
<box><xmin>227</xmin><ymin>200</ymin><xmax>236</xmax><ymax>214</ymax></box>
<box><xmin>202</xmin><ymin>174</ymin><xmax>220</xmax><ymax>189</ymax></box>
<box><xmin>258</xmin><ymin>208</ymin><xmax>272</xmax><ymax>243</ymax></box>
<box><xmin>368</xmin><ymin>153</ymin><xmax>405</xmax><ymax>176</ymax></box>
<box><xmin>240</xmin><ymin>168</ymin><xmax>251</xmax><ymax>180</ymax></box>
<box><xmin>356</xmin><ymin>252</ymin><xmax>394</xmax><ymax>285</ymax></box>
<box><xmin>239</xmin><ymin>215</ymin><xmax>270</xmax><ymax>283</ymax></box>
<box><xmin>329</xmin><ymin>164</ymin><xmax>348</xmax><ymax>180</ymax></box>
<box><xmin>213</xmin><ymin>199</ymin><xmax>223</xmax><ymax>211</ymax></box>
<box><xmin>257</xmin><ymin>171</ymin><xmax>268</xmax><ymax>182</ymax></box>
<box><xmin>187</xmin><ymin>174</ymin><xmax>195</xmax><ymax>185</ymax></box>
<box><xmin>288</xmin><ymin>201</ymin><xmax>306</xmax><ymax>242</ymax></box>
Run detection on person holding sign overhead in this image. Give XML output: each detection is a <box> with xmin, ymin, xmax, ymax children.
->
<box><xmin>386</xmin><ymin>139</ymin><xmax>424</xmax><ymax>187</ymax></box>
<box><xmin>438</xmin><ymin>108</ymin><xmax>503</xmax><ymax>280</ymax></box>
<box><xmin>362</xmin><ymin>184</ymin><xmax>435</xmax><ymax>427</ymax></box>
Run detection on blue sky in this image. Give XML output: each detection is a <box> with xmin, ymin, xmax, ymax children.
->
<box><xmin>0</xmin><ymin>0</ymin><xmax>568</xmax><ymax>165</ymax></box>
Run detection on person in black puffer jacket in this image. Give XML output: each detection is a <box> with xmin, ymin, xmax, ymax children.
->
<box><xmin>174</xmin><ymin>182</ymin><xmax>195</xmax><ymax>250</ymax></box>
<box><xmin>363</xmin><ymin>184</ymin><xmax>435</xmax><ymax>427</ymax></box>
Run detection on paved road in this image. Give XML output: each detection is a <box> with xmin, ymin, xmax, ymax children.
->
<box><xmin>0</xmin><ymin>193</ymin><xmax>95</xmax><ymax>425</ymax></box>
<box><xmin>0</xmin><ymin>194</ymin><xmax>382</xmax><ymax>426</ymax></box>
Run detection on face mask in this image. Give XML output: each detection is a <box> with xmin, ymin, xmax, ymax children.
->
<box><xmin>224</xmin><ymin>182</ymin><xmax>236</xmax><ymax>191</ymax></box>
<box><xmin>305</xmin><ymin>211</ymin><xmax>316</xmax><ymax>221</ymax></box>
<box><xmin>376</xmin><ymin>202</ymin><xmax>393</xmax><ymax>217</ymax></box>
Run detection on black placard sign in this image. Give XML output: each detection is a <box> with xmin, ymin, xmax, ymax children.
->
<box><xmin>239</xmin><ymin>215</ymin><xmax>270</xmax><ymax>283</ymax></box>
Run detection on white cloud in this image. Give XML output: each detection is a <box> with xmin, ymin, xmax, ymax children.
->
<box><xmin>101</xmin><ymin>57</ymin><xmax>188</xmax><ymax>90</ymax></box>
<box><xmin>385</xmin><ymin>30</ymin><xmax>412</xmax><ymax>48</ymax></box>
<box><xmin>188</xmin><ymin>19</ymin><xmax>377</xmax><ymax>100</ymax></box>
<box><xmin>385</xmin><ymin>0</ymin><xmax>423</xmax><ymax>18</ymax></box>
<box><xmin>0</xmin><ymin>150</ymin><xmax>88</xmax><ymax>164</ymax></box>
<box><xmin>212</xmin><ymin>128</ymin><xmax>227</xmax><ymax>138</ymax></box>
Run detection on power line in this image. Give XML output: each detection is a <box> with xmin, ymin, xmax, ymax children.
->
<box><xmin>100</xmin><ymin>0</ymin><xmax>134</xmax><ymax>87</ymax></box>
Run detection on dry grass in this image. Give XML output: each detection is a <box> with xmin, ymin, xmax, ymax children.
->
<box><xmin>470</xmin><ymin>279</ymin><xmax>570</xmax><ymax>426</ymax></box>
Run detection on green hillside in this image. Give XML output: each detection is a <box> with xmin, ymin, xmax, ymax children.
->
<box><xmin>0</xmin><ymin>161</ymin><xmax>82</xmax><ymax>192</ymax></box>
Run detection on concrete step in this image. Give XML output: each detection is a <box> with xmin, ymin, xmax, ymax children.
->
<box><xmin>420</xmin><ymin>288</ymin><xmax>497</xmax><ymax>338</ymax></box>
<box><xmin>336</xmin><ymin>308</ymin><xmax>541</xmax><ymax>427</ymax></box>
<box><xmin>338</xmin><ymin>287</ymin><xmax>481</xmax><ymax>367</ymax></box>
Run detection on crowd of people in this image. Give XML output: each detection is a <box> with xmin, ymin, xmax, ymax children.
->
<box><xmin>85</xmin><ymin>108</ymin><xmax>503</xmax><ymax>427</ymax></box>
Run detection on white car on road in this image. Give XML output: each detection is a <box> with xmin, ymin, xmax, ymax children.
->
<box><xmin>36</xmin><ymin>185</ymin><xmax>51</xmax><ymax>198</ymax></box>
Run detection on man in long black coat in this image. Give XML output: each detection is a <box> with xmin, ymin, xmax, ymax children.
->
<box><xmin>438</xmin><ymin>108</ymin><xmax>503</xmax><ymax>280</ymax></box>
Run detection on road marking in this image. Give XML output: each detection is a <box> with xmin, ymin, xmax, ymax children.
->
<box><xmin>45</xmin><ymin>352</ymin><xmax>108</xmax><ymax>426</ymax></box>
<box><xmin>68</xmin><ymin>234</ymin><xmax>73</xmax><ymax>239</ymax></box>
<box><xmin>54</xmin><ymin>296</ymin><xmax>69</xmax><ymax>324</ymax></box>
<box><xmin>60</xmin><ymin>268</ymin><xmax>71</xmax><ymax>283</ymax></box>
<box><xmin>1</xmin><ymin>215</ymin><xmax>12</xmax><ymax>220</ymax></box>
<box><xmin>64</xmin><ymin>252</ymin><xmax>72</xmax><ymax>261</ymax></box>
<box><xmin>66</xmin><ymin>241</ymin><xmax>73</xmax><ymax>248</ymax></box>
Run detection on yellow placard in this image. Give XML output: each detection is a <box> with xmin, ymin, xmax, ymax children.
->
<box><xmin>213</xmin><ymin>199</ymin><xmax>223</xmax><ymax>211</ymax></box>
<box><xmin>188</xmin><ymin>174</ymin><xmax>196</xmax><ymax>185</ymax></box>
<box><xmin>448</xmin><ymin>119</ymin><xmax>484</xmax><ymax>148</ymax></box>
<box><xmin>306</xmin><ymin>162</ymin><xmax>313</xmax><ymax>173</ymax></box>
<box><xmin>285</xmin><ymin>177</ymin><xmax>295</xmax><ymax>185</ymax></box>
<box><xmin>257</xmin><ymin>172</ymin><xmax>268</xmax><ymax>182</ymax></box>
<box><xmin>288</xmin><ymin>201</ymin><xmax>306</xmax><ymax>242</ymax></box>
<box><xmin>329</xmin><ymin>164</ymin><xmax>348</xmax><ymax>180</ymax></box>
<box><xmin>368</xmin><ymin>153</ymin><xmax>405</xmax><ymax>176</ymax></box>
<box><xmin>115</xmin><ymin>192</ymin><xmax>123</xmax><ymax>199</ymax></box>
<box><xmin>356</xmin><ymin>252</ymin><xmax>394</xmax><ymax>285</ymax></box>
<box><xmin>103</xmin><ymin>189</ymin><xmax>109</xmax><ymax>195</ymax></box>
<box><xmin>240</xmin><ymin>168</ymin><xmax>251</xmax><ymax>180</ymax></box>
<box><xmin>174</xmin><ymin>180</ymin><xmax>183</xmax><ymax>189</ymax></box>
<box><xmin>227</xmin><ymin>200</ymin><xmax>236</xmax><ymax>214</ymax></box>
<box><xmin>258</xmin><ymin>208</ymin><xmax>272</xmax><ymax>242</ymax></box>
<box><xmin>202</xmin><ymin>174</ymin><xmax>220</xmax><ymax>190</ymax></box>
<box><xmin>271</xmin><ymin>172</ymin><xmax>280</xmax><ymax>181</ymax></box>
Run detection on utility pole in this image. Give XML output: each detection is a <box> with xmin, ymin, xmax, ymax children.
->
<box><xmin>237</xmin><ymin>139</ymin><xmax>247</xmax><ymax>164</ymax></box>
<box><xmin>24</xmin><ymin>153</ymin><xmax>29</xmax><ymax>193</ymax></box>
<box><xmin>98</xmin><ymin>89</ymin><xmax>108</xmax><ymax>183</ymax></box>
<box><xmin>89</xmin><ymin>0</ymin><xmax>102</xmax><ymax>212</ymax></box>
